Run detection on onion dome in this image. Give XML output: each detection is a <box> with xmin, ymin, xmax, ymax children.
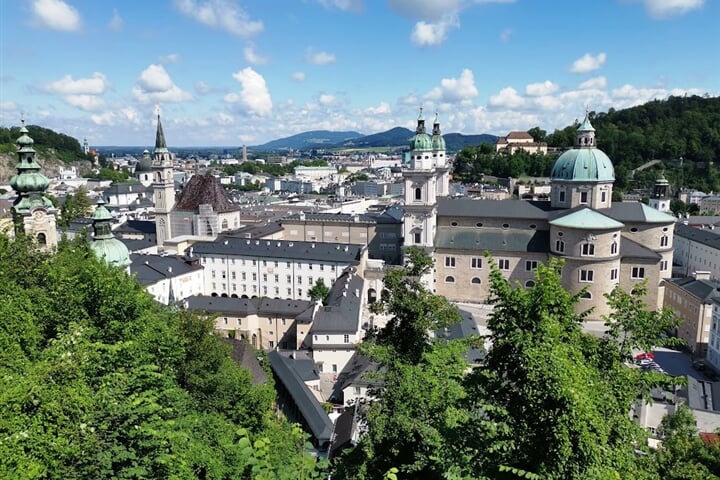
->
<box><xmin>10</xmin><ymin>121</ymin><xmax>54</xmax><ymax>211</ymax></box>
<box><xmin>90</xmin><ymin>198</ymin><xmax>130</xmax><ymax>268</ymax></box>
<box><xmin>550</xmin><ymin>112</ymin><xmax>614</xmax><ymax>182</ymax></box>
<box><xmin>410</xmin><ymin>107</ymin><xmax>433</xmax><ymax>151</ymax></box>
<box><xmin>431</xmin><ymin>112</ymin><xmax>446</xmax><ymax>150</ymax></box>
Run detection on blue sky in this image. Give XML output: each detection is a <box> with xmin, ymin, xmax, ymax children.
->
<box><xmin>0</xmin><ymin>0</ymin><xmax>717</xmax><ymax>147</ymax></box>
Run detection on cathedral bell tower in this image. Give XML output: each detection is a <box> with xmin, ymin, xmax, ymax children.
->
<box><xmin>152</xmin><ymin>112</ymin><xmax>176</xmax><ymax>248</ymax></box>
<box><xmin>10</xmin><ymin>120</ymin><xmax>58</xmax><ymax>250</ymax></box>
<box><xmin>649</xmin><ymin>172</ymin><xmax>671</xmax><ymax>213</ymax></box>
<box><xmin>402</xmin><ymin>108</ymin><xmax>438</xmax><ymax>252</ymax></box>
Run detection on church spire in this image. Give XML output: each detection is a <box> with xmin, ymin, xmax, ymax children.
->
<box><xmin>576</xmin><ymin>109</ymin><xmax>596</xmax><ymax>148</ymax></box>
<box><xmin>154</xmin><ymin>113</ymin><xmax>168</xmax><ymax>153</ymax></box>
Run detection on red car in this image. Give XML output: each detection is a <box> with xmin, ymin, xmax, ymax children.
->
<box><xmin>635</xmin><ymin>352</ymin><xmax>655</xmax><ymax>361</ymax></box>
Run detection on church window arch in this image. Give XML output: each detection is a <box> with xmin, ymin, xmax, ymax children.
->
<box><xmin>471</xmin><ymin>277</ymin><xmax>481</xmax><ymax>285</ymax></box>
<box><xmin>37</xmin><ymin>233</ymin><xmax>47</xmax><ymax>245</ymax></box>
<box><xmin>415</xmin><ymin>187</ymin><xmax>422</xmax><ymax>201</ymax></box>
<box><xmin>445</xmin><ymin>276</ymin><xmax>455</xmax><ymax>283</ymax></box>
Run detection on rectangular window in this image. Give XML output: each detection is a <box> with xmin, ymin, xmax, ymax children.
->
<box><xmin>499</xmin><ymin>259</ymin><xmax>510</xmax><ymax>271</ymax></box>
<box><xmin>661</xmin><ymin>236</ymin><xmax>669</xmax><ymax>247</ymax></box>
<box><xmin>632</xmin><ymin>267</ymin><xmax>646</xmax><ymax>279</ymax></box>
<box><xmin>556</xmin><ymin>240</ymin><xmax>565</xmax><ymax>253</ymax></box>
<box><xmin>263</xmin><ymin>274</ymin><xmax>267</xmax><ymax>282</ymax></box>
<box><xmin>298</xmin><ymin>289</ymin><xmax>302</xmax><ymax>297</ymax></box>
<box><xmin>559</xmin><ymin>191</ymin><xmax>566</xmax><ymax>202</ymax></box>
<box><xmin>579</xmin><ymin>270</ymin><xmax>594</xmax><ymax>282</ymax></box>
<box><xmin>252</xmin><ymin>273</ymin><xmax>257</xmax><ymax>281</ymax></box>
<box><xmin>242</xmin><ymin>272</ymin><xmax>246</xmax><ymax>280</ymax></box>
<box><xmin>581</xmin><ymin>243</ymin><xmax>595</xmax><ymax>256</ymax></box>
<box><xmin>445</xmin><ymin>256</ymin><xmax>456</xmax><ymax>268</ymax></box>
<box><xmin>660</xmin><ymin>260</ymin><xmax>668</xmax><ymax>271</ymax></box>
<box><xmin>269</xmin><ymin>341</ymin><xmax>274</xmax><ymax>349</ymax></box>
<box><xmin>610</xmin><ymin>268</ymin><xmax>618</xmax><ymax>281</ymax></box>
<box><xmin>413</xmin><ymin>232</ymin><xmax>421</xmax><ymax>244</ymax></box>
<box><xmin>297</xmin><ymin>276</ymin><xmax>302</xmax><ymax>284</ymax></box>
<box><xmin>343</xmin><ymin>334</ymin><xmax>349</xmax><ymax>343</ymax></box>
<box><xmin>332</xmin><ymin>364</ymin><xmax>338</xmax><ymax>373</ymax></box>
<box><xmin>471</xmin><ymin>257</ymin><xmax>482</xmax><ymax>269</ymax></box>
<box><xmin>526</xmin><ymin>260</ymin><xmax>538</xmax><ymax>271</ymax></box>
<box><xmin>231</xmin><ymin>272</ymin><xmax>236</xmax><ymax>280</ymax></box>
<box><xmin>601</xmin><ymin>191</ymin><xmax>607</xmax><ymax>203</ymax></box>
<box><xmin>580</xmin><ymin>191</ymin><xmax>588</xmax><ymax>204</ymax></box>
<box><xmin>354</xmin><ymin>386</ymin><xmax>361</xmax><ymax>395</ymax></box>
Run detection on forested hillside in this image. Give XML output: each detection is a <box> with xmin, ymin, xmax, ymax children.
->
<box><xmin>0</xmin><ymin>125</ymin><xmax>90</xmax><ymax>164</ymax></box>
<box><xmin>454</xmin><ymin>95</ymin><xmax>720</xmax><ymax>193</ymax></box>
<box><xmin>0</xmin><ymin>236</ymin><xmax>326</xmax><ymax>479</ymax></box>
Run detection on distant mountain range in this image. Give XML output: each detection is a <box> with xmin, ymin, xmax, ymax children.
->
<box><xmin>250</xmin><ymin>127</ymin><xmax>498</xmax><ymax>152</ymax></box>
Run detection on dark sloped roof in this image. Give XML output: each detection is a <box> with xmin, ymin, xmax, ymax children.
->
<box><xmin>437</xmin><ymin>197</ymin><xmax>553</xmax><ymax>220</ymax></box>
<box><xmin>129</xmin><ymin>254</ymin><xmax>202</xmax><ymax>285</ymax></box>
<box><xmin>435</xmin><ymin>226</ymin><xmax>550</xmax><ymax>253</ymax></box>
<box><xmin>115</xmin><ymin>219</ymin><xmax>156</xmax><ymax>235</ymax></box>
<box><xmin>437</xmin><ymin>309</ymin><xmax>485</xmax><ymax>364</ymax></box>
<box><xmin>268</xmin><ymin>350</ymin><xmax>333</xmax><ymax>444</ymax></box>
<box><xmin>175</xmin><ymin>174</ymin><xmax>237</xmax><ymax>212</ymax></box>
<box><xmin>310</xmin><ymin>268</ymin><xmax>363</xmax><ymax>334</ymax></box>
<box><xmin>188</xmin><ymin>237</ymin><xmax>363</xmax><ymax>263</ymax></box>
<box><xmin>328</xmin><ymin>408</ymin><xmax>355</xmax><ymax>460</ymax></box>
<box><xmin>336</xmin><ymin>354</ymin><xmax>381</xmax><ymax>391</ymax></box>
<box><xmin>675</xmin><ymin>223</ymin><xmax>720</xmax><ymax>249</ymax></box>
<box><xmin>103</xmin><ymin>182</ymin><xmax>149</xmax><ymax>195</ymax></box>
<box><xmin>668</xmin><ymin>277</ymin><xmax>720</xmax><ymax>303</ymax></box>
<box><xmin>185</xmin><ymin>295</ymin><xmax>315</xmax><ymax>319</ymax></box>
<box><xmin>225</xmin><ymin>221</ymin><xmax>284</xmax><ymax>239</ymax></box>
<box><xmin>620</xmin><ymin>235</ymin><xmax>662</xmax><ymax>260</ymax></box>
<box><xmin>221</xmin><ymin>338</ymin><xmax>268</xmax><ymax>385</ymax></box>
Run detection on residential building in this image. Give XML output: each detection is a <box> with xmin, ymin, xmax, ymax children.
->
<box><xmin>673</xmin><ymin>223</ymin><xmax>720</xmax><ymax>280</ymax></box>
<box><xmin>708</xmin><ymin>299</ymin><xmax>720</xmax><ymax>374</ymax></box>
<box><xmin>186</xmin><ymin>237</ymin><xmax>366</xmax><ymax>300</ymax></box>
<box><xmin>495</xmin><ymin>131</ymin><xmax>548</xmax><ymax>155</ymax></box>
<box><xmin>130</xmin><ymin>254</ymin><xmax>204</xmax><ymax>305</ymax></box>
<box><xmin>700</xmin><ymin>195</ymin><xmax>720</xmax><ymax>215</ymax></box>
<box><xmin>664</xmin><ymin>272</ymin><xmax>720</xmax><ymax>357</ymax></box>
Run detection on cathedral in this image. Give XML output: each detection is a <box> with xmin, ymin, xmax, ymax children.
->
<box><xmin>402</xmin><ymin>110</ymin><xmax>676</xmax><ymax>319</ymax></box>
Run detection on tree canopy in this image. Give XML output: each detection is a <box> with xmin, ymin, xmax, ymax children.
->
<box><xmin>0</xmin><ymin>234</ymin><xmax>326</xmax><ymax>479</ymax></box>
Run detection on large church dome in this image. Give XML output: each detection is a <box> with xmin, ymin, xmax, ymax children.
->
<box><xmin>409</xmin><ymin>108</ymin><xmax>433</xmax><ymax>151</ymax></box>
<box><xmin>550</xmin><ymin>113</ymin><xmax>614</xmax><ymax>182</ymax></box>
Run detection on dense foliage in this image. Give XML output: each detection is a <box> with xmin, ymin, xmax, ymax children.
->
<box><xmin>221</xmin><ymin>158</ymin><xmax>328</xmax><ymax>178</ymax></box>
<box><xmin>333</xmin><ymin>251</ymin><xmax>718</xmax><ymax>479</ymax></box>
<box><xmin>453</xmin><ymin>95</ymin><xmax>720</xmax><ymax>193</ymax></box>
<box><xmin>0</xmin><ymin>235</ymin><xmax>326</xmax><ymax>479</ymax></box>
<box><xmin>0</xmin><ymin>125</ymin><xmax>91</xmax><ymax>164</ymax></box>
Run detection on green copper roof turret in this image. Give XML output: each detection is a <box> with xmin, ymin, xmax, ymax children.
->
<box><xmin>11</xmin><ymin>120</ymin><xmax>54</xmax><ymax>213</ymax></box>
<box><xmin>410</xmin><ymin>107</ymin><xmax>433</xmax><ymax>151</ymax></box>
<box><xmin>91</xmin><ymin>198</ymin><xmax>131</xmax><ymax>267</ymax></box>
<box><xmin>431</xmin><ymin>112</ymin><xmax>446</xmax><ymax>150</ymax></box>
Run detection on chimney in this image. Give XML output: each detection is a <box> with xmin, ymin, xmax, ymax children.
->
<box><xmin>168</xmin><ymin>266</ymin><xmax>172</xmax><ymax>273</ymax></box>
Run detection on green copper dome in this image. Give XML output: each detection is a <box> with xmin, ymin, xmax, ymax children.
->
<box><xmin>410</xmin><ymin>108</ymin><xmax>433</xmax><ymax>151</ymax></box>
<box><xmin>11</xmin><ymin>121</ymin><xmax>55</xmax><ymax>213</ymax></box>
<box><xmin>550</xmin><ymin>149</ymin><xmax>615</xmax><ymax>182</ymax></box>
<box><xmin>91</xmin><ymin>199</ymin><xmax>130</xmax><ymax>268</ymax></box>
<box><xmin>550</xmin><ymin>112</ymin><xmax>614</xmax><ymax>182</ymax></box>
<box><xmin>431</xmin><ymin>112</ymin><xmax>446</xmax><ymax>150</ymax></box>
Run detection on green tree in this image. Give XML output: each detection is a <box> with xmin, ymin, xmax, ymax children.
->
<box><xmin>59</xmin><ymin>186</ymin><xmax>93</xmax><ymax>227</ymax></box>
<box><xmin>307</xmin><ymin>278</ymin><xmax>330</xmax><ymax>303</ymax></box>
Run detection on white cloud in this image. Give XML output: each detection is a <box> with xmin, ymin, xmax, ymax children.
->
<box><xmin>488</xmin><ymin>86</ymin><xmax>524</xmax><ymax>109</ymax></box>
<box><xmin>216</xmin><ymin>112</ymin><xmax>235</xmax><ymax>125</ymax></box>
<box><xmin>44</xmin><ymin>72</ymin><xmax>108</xmax><ymax>95</ymax></box>
<box><xmin>65</xmin><ymin>94</ymin><xmax>105</xmax><ymax>111</ymax></box>
<box><xmin>633</xmin><ymin>0</ymin><xmax>704</xmax><ymax>19</ymax></box>
<box><xmin>364</xmin><ymin>102</ymin><xmax>392</xmax><ymax>115</ymax></box>
<box><xmin>228</xmin><ymin>67</ymin><xmax>272</xmax><ymax>116</ymax></box>
<box><xmin>291</xmin><ymin>72</ymin><xmax>306</xmax><ymax>82</ymax></box>
<box><xmin>525</xmin><ymin>80</ymin><xmax>559</xmax><ymax>97</ymax></box>
<box><xmin>570</xmin><ymin>52</ymin><xmax>607</xmax><ymax>74</ymax></box>
<box><xmin>306</xmin><ymin>49</ymin><xmax>336</xmax><ymax>65</ymax></box>
<box><xmin>108</xmin><ymin>8</ymin><xmax>123</xmax><ymax>31</ymax></box>
<box><xmin>30</xmin><ymin>0</ymin><xmax>81</xmax><ymax>31</ymax></box>
<box><xmin>133</xmin><ymin>64</ymin><xmax>192</xmax><ymax>103</ymax></box>
<box><xmin>91</xmin><ymin>107</ymin><xmax>140</xmax><ymax>127</ymax></box>
<box><xmin>425</xmin><ymin>69</ymin><xmax>478</xmax><ymax>103</ymax></box>
<box><xmin>0</xmin><ymin>101</ymin><xmax>17</xmax><ymax>111</ymax></box>
<box><xmin>244</xmin><ymin>43</ymin><xmax>269</xmax><ymax>65</ymax></box>
<box><xmin>195</xmin><ymin>81</ymin><xmax>211</xmax><ymax>94</ymax></box>
<box><xmin>316</xmin><ymin>0</ymin><xmax>363</xmax><ymax>12</ymax></box>
<box><xmin>318</xmin><ymin>94</ymin><xmax>340</xmax><ymax>106</ymax></box>
<box><xmin>578</xmin><ymin>76</ymin><xmax>608</xmax><ymax>90</ymax></box>
<box><xmin>159</xmin><ymin>53</ymin><xmax>181</xmax><ymax>64</ymax></box>
<box><xmin>411</xmin><ymin>18</ymin><xmax>458</xmax><ymax>46</ymax></box>
<box><xmin>500</xmin><ymin>28</ymin><xmax>513</xmax><ymax>42</ymax></box>
<box><xmin>174</xmin><ymin>0</ymin><xmax>263</xmax><ymax>37</ymax></box>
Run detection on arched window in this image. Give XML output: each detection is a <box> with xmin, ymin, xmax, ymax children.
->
<box><xmin>611</xmin><ymin>242</ymin><xmax>618</xmax><ymax>254</ymax></box>
<box><xmin>555</xmin><ymin>240</ymin><xmax>565</xmax><ymax>253</ymax></box>
<box><xmin>581</xmin><ymin>291</ymin><xmax>592</xmax><ymax>299</ymax></box>
<box><xmin>414</xmin><ymin>187</ymin><xmax>422</xmax><ymax>200</ymax></box>
<box><xmin>471</xmin><ymin>277</ymin><xmax>481</xmax><ymax>284</ymax></box>
<box><xmin>37</xmin><ymin>233</ymin><xmax>47</xmax><ymax>245</ymax></box>
<box><xmin>445</xmin><ymin>276</ymin><xmax>455</xmax><ymax>283</ymax></box>
<box><xmin>525</xmin><ymin>280</ymin><xmax>535</xmax><ymax>288</ymax></box>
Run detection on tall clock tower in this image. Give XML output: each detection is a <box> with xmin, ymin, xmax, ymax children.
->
<box><xmin>152</xmin><ymin>113</ymin><xmax>176</xmax><ymax>248</ymax></box>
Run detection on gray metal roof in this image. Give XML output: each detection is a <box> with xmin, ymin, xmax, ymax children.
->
<box><xmin>129</xmin><ymin>254</ymin><xmax>202</xmax><ymax>285</ymax></box>
<box><xmin>599</xmin><ymin>202</ymin><xmax>676</xmax><ymax>224</ymax></box>
<box><xmin>221</xmin><ymin>338</ymin><xmax>269</xmax><ymax>385</ymax></box>
<box><xmin>675</xmin><ymin>224</ymin><xmax>720</xmax><ymax>249</ymax></box>
<box><xmin>435</xmin><ymin>226</ymin><xmax>550</xmax><ymax>253</ymax></box>
<box><xmin>619</xmin><ymin>236</ymin><xmax>662</xmax><ymax>260</ymax></box>
<box><xmin>437</xmin><ymin>197</ymin><xmax>554</xmax><ymax>220</ymax></box>
<box><xmin>268</xmin><ymin>350</ymin><xmax>333</xmax><ymax>444</ymax></box>
<box><xmin>686</xmin><ymin>376</ymin><xmax>720</xmax><ymax>412</ymax></box>
<box><xmin>185</xmin><ymin>295</ymin><xmax>315</xmax><ymax>321</ymax></box>
<box><xmin>310</xmin><ymin>268</ymin><xmax>364</xmax><ymax>334</ymax></box>
<box><xmin>115</xmin><ymin>220</ymin><xmax>156</xmax><ymax>235</ymax></box>
<box><xmin>187</xmin><ymin>237</ymin><xmax>363</xmax><ymax>263</ymax></box>
<box><xmin>437</xmin><ymin>309</ymin><xmax>485</xmax><ymax>364</ymax></box>
<box><xmin>668</xmin><ymin>277</ymin><xmax>720</xmax><ymax>303</ymax></box>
